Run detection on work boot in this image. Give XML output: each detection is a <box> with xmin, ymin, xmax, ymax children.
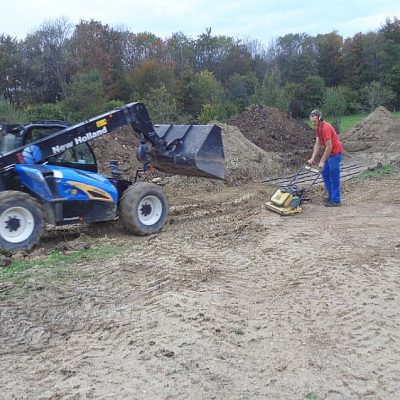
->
<box><xmin>325</xmin><ymin>201</ymin><xmax>341</xmax><ymax>207</ymax></box>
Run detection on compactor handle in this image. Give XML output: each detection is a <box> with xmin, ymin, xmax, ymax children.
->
<box><xmin>305</xmin><ymin>162</ymin><xmax>321</xmax><ymax>174</ymax></box>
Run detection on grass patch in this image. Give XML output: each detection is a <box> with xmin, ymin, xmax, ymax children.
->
<box><xmin>305</xmin><ymin>393</ymin><xmax>318</xmax><ymax>400</ymax></box>
<box><xmin>304</xmin><ymin>111</ymin><xmax>400</xmax><ymax>135</ymax></box>
<box><xmin>340</xmin><ymin>113</ymin><xmax>368</xmax><ymax>134</ymax></box>
<box><xmin>355</xmin><ymin>163</ymin><xmax>395</xmax><ymax>182</ymax></box>
<box><xmin>304</xmin><ymin>114</ymin><xmax>368</xmax><ymax>133</ymax></box>
<box><xmin>339</xmin><ymin>111</ymin><xmax>400</xmax><ymax>135</ymax></box>
<box><xmin>0</xmin><ymin>243</ymin><xmax>127</xmax><ymax>284</ymax></box>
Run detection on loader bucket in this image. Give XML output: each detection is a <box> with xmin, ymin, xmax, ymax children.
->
<box><xmin>148</xmin><ymin>124</ymin><xmax>226</xmax><ymax>180</ymax></box>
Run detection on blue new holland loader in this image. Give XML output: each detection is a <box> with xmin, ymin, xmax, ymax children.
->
<box><xmin>0</xmin><ymin>102</ymin><xmax>225</xmax><ymax>252</ymax></box>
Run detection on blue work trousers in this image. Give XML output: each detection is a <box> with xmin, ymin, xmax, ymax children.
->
<box><xmin>322</xmin><ymin>153</ymin><xmax>342</xmax><ymax>204</ymax></box>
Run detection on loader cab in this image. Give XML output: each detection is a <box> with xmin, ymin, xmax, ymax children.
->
<box><xmin>22</xmin><ymin>121</ymin><xmax>98</xmax><ymax>172</ymax></box>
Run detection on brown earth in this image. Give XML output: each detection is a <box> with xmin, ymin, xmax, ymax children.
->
<box><xmin>0</xmin><ymin>107</ymin><xmax>400</xmax><ymax>400</ymax></box>
<box><xmin>92</xmin><ymin>104</ymin><xmax>315</xmax><ymax>185</ymax></box>
<box><xmin>90</xmin><ymin>127</ymin><xmax>142</xmax><ymax>182</ymax></box>
<box><xmin>342</xmin><ymin>106</ymin><xmax>400</xmax><ymax>166</ymax></box>
<box><xmin>227</xmin><ymin>105</ymin><xmax>315</xmax><ymax>169</ymax></box>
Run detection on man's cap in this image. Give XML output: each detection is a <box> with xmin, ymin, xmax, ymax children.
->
<box><xmin>310</xmin><ymin>109</ymin><xmax>322</xmax><ymax>118</ymax></box>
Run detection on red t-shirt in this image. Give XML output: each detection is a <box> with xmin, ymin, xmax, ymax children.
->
<box><xmin>316</xmin><ymin>121</ymin><xmax>343</xmax><ymax>156</ymax></box>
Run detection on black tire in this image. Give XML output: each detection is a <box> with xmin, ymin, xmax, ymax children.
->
<box><xmin>0</xmin><ymin>191</ymin><xmax>44</xmax><ymax>252</ymax></box>
<box><xmin>119</xmin><ymin>182</ymin><xmax>169</xmax><ymax>236</ymax></box>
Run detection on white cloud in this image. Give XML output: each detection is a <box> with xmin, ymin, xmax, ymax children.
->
<box><xmin>2</xmin><ymin>0</ymin><xmax>399</xmax><ymax>42</ymax></box>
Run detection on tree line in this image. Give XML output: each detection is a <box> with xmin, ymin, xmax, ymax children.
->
<box><xmin>0</xmin><ymin>16</ymin><xmax>399</xmax><ymax>126</ymax></box>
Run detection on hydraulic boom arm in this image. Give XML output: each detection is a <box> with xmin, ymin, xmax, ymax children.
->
<box><xmin>0</xmin><ymin>103</ymin><xmax>162</xmax><ymax>169</ymax></box>
<box><xmin>0</xmin><ymin>102</ymin><xmax>225</xmax><ymax>180</ymax></box>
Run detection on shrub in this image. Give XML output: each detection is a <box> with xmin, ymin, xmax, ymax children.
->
<box><xmin>25</xmin><ymin>103</ymin><xmax>67</xmax><ymax>122</ymax></box>
<box><xmin>0</xmin><ymin>97</ymin><xmax>26</xmax><ymax>122</ymax></box>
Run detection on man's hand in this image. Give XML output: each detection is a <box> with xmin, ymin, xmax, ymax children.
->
<box><xmin>318</xmin><ymin>160</ymin><xmax>325</xmax><ymax>168</ymax></box>
<box><xmin>307</xmin><ymin>159</ymin><xmax>315</xmax><ymax>165</ymax></box>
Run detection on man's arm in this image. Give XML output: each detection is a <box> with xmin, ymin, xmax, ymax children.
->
<box><xmin>319</xmin><ymin>139</ymin><xmax>332</xmax><ymax>168</ymax></box>
<box><xmin>308</xmin><ymin>137</ymin><xmax>321</xmax><ymax>164</ymax></box>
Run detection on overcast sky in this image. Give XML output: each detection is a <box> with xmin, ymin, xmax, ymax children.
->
<box><xmin>2</xmin><ymin>0</ymin><xmax>400</xmax><ymax>44</ymax></box>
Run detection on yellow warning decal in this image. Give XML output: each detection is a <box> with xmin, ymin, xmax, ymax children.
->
<box><xmin>96</xmin><ymin>118</ymin><xmax>107</xmax><ymax>128</ymax></box>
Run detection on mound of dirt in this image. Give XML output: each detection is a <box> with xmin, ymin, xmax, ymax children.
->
<box><xmin>218</xmin><ymin>123</ymin><xmax>285</xmax><ymax>183</ymax></box>
<box><xmin>227</xmin><ymin>105</ymin><xmax>314</xmax><ymax>168</ymax></box>
<box><xmin>89</xmin><ymin>107</ymin><xmax>400</xmax><ymax>189</ymax></box>
<box><xmin>345</xmin><ymin>106</ymin><xmax>400</xmax><ymax>141</ymax></box>
<box><xmin>164</xmin><ymin>123</ymin><xmax>286</xmax><ymax>188</ymax></box>
<box><xmin>343</xmin><ymin>106</ymin><xmax>400</xmax><ymax>164</ymax></box>
<box><xmin>91</xmin><ymin>121</ymin><xmax>288</xmax><ymax>188</ymax></box>
<box><xmin>90</xmin><ymin>126</ymin><xmax>141</xmax><ymax>181</ymax></box>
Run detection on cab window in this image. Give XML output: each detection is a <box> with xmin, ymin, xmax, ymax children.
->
<box><xmin>24</xmin><ymin>125</ymin><xmax>97</xmax><ymax>171</ymax></box>
<box><xmin>51</xmin><ymin>144</ymin><xmax>95</xmax><ymax>165</ymax></box>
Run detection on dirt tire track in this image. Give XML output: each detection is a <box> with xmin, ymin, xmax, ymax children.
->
<box><xmin>0</xmin><ymin>175</ymin><xmax>400</xmax><ymax>399</ymax></box>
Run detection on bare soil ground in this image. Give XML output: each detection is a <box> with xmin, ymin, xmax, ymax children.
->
<box><xmin>0</xmin><ymin>171</ymin><xmax>400</xmax><ymax>400</ymax></box>
<box><xmin>1</xmin><ymin>106</ymin><xmax>400</xmax><ymax>399</ymax></box>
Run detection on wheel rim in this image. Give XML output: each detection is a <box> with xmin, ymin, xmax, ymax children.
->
<box><xmin>137</xmin><ymin>195</ymin><xmax>163</xmax><ymax>226</ymax></box>
<box><xmin>0</xmin><ymin>206</ymin><xmax>35</xmax><ymax>243</ymax></box>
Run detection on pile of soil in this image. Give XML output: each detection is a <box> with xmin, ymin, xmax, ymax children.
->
<box><xmin>91</xmin><ymin>120</ymin><xmax>289</xmax><ymax>187</ymax></box>
<box><xmin>90</xmin><ymin>127</ymin><xmax>141</xmax><ymax>181</ymax></box>
<box><xmin>87</xmin><ymin>106</ymin><xmax>400</xmax><ymax>192</ymax></box>
<box><xmin>343</xmin><ymin>106</ymin><xmax>400</xmax><ymax>164</ymax></box>
<box><xmin>90</xmin><ymin>105</ymin><xmax>318</xmax><ymax>186</ymax></box>
<box><xmin>227</xmin><ymin>105</ymin><xmax>314</xmax><ymax>168</ymax></box>
<box><xmin>218</xmin><ymin>123</ymin><xmax>286</xmax><ymax>183</ymax></box>
<box><xmin>165</xmin><ymin>123</ymin><xmax>285</xmax><ymax>188</ymax></box>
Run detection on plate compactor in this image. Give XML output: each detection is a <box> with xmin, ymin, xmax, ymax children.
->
<box><xmin>265</xmin><ymin>163</ymin><xmax>321</xmax><ymax>216</ymax></box>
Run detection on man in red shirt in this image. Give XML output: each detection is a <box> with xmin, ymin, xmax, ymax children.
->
<box><xmin>307</xmin><ymin>110</ymin><xmax>343</xmax><ymax>207</ymax></box>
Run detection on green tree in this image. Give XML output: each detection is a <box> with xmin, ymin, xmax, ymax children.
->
<box><xmin>243</xmin><ymin>38</ymin><xmax>270</xmax><ymax>81</ymax></box>
<box><xmin>337</xmin><ymin>85</ymin><xmax>361</xmax><ymax>114</ymax></box>
<box><xmin>252</xmin><ymin>69</ymin><xmax>289</xmax><ymax>112</ymax></box>
<box><xmin>380</xmin><ymin>17</ymin><xmax>400</xmax><ymax>43</ymax></box>
<box><xmin>378</xmin><ymin>18</ymin><xmax>400</xmax><ymax>107</ymax></box>
<box><xmin>323</xmin><ymin>87</ymin><xmax>347</xmax><ymax>133</ymax></box>
<box><xmin>361</xmin><ymin>32</ymin><xmax>384</xmax><ymax>85</ymax></box>
<box><xmin>285</xmin><ymin>82</ymin><xmax>305</xmax><ymax>117</ymax></box>
<box><xmin>384</xmin><ymin>64</ymin><xmax>400</xmax><ymax>107</ymax></box>
<box><xmin>273</xmin><ymin>33</ymin><xmax>318</xmax><ymax>84</ymax></box>
<box><xmin>0</xmin><ymin>35</ymin><xmax>23</xmax><ymax>105</ymax></box>
<box><xmin>193</xmin><ymin>28</ymin><xmax>253</xmax><ymax>83</ymax></box>
<box><xmin>285</xmin><ymin>75</ymin><xmax>325</xmax><ymax>118</ymax></box>
<box><xmin>125</xmin><ymin>58</ymin><xmax>179</xmax><ymax>98</ymax></box>
<box><xmin>61</xmin><ymin>70</ymin><xmax>106</xmax><ymax>120</ymax></box>
<box><xmin>194</xmin><ymin>28</ymin><xmax>230</xmax><ymax>72</ymax></box>
<box><xmin>182</xmin><ymin>70</ymin><xmax>224</xmax><ymax>120</ymax></box>
<box><xmin>303</xmin><ymin>75</ymin><xmax>326</xmax><ymax>115</ymax></box>
<box><xmin>143</xmin><ymin>85</ymin><xmax>184</xmax><ymax>124</ymax></box>
<box><xmin>213</xmin><ymin>40</ymin><xmax>254</xmax><ymax>84</ymax></box>
<box><xmin>21</xmin><ymin>17</ymin><xmax>72</xmax><ymax>104</ymax></box>
<box><xmin>342</xmin><ymin>33</ymin><xmax>364</xmax><ymax>89</ymax></box>
<box><xmin>165</xmin><ymin>32</ymin><xmax>195</xmax><ymax>78</ymax></box>
<box><xmin>342</xmin><ymin>31</ymin><xmax>384</xmax><ymax>91</ymax></box>
<box><xmin>184</xmin><ymin>71</ymin><xmax>224</xmax><ymax>119</ymax></box>
<box><xmin>317</xmin><ymin>32</ymin><xmax>344</xmax><ymax>86</ymax></box>
<box><xmin>121</xmin><ymin>31</ymin><xmax>165</xmax><ymax>68</ymax></box>
<box><xmin>225</xmin><ymin>72</ymin><xmax>258</xmax><ymax>112</ymax></box>
<box><xmin>68</xmin><ymin>20</ymin><xmax>126</xmax><ymax>100</ymax></box>
<box><xmin>197</xmin><ymin>103</ymin><xmax>225</xmax><ymax>124</ymax></box>
<box><xmin>361</xmin><ymin>81</ymin><xmax>396</xmax><ymax>111</ymax></box>
<box><xmin>0</xmin><ymin>97</ymin><xmax>26</xmax><ymax>122</ymax></box>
